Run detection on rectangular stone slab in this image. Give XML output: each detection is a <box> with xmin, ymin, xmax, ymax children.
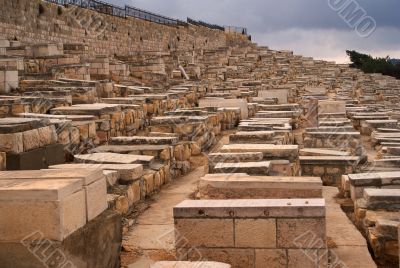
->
<box><xmin>384</xmin><ymin>147</ymin><xmax>400</xmax><ymax>155</ymax></box>
<box><xmin>229</xmin><ymin>131</ymin><xmax>276</xmax><ymax>143</ymax></box>
<box><xmin>256</xmin><ymin>104</ymin><xmax>300</xmax><ymax>111</ymax></box>
<box><xmin>199</xmin><ymin>98</ymin><xmax>248</xmax><ymax>119</ymax></box>
<box><xmin>74</xmin><ymin>152</ymin><xmax>154</xmax><ymax>165</ymax></box>
<box><xmin>0</xmin><ymin>179</ymin><xmax>86</xmax><ymax>241</ymax></box>
<box><xmin>1</xmin><ymin>169</ymin><xmax>109</xmax><ymax>221</ymax></box>
<box><xmin>49</xmin><ymin>163</ymin><xmax>143</xmax><ymax>183</ymax></box>
<box><xmin>109</xmin><ymin>136</ymin><xmax>179</xmax><ymax>145</ymax></box>
<box><xmin>305</xmin><ymin>132</ymin><xmax>361</xmax><ymax>138</ymax></box>
<box><xmin>0</xmin><ymin>178</ymin><xmax>82</xmax><ymax>201</ymax></box>
<box><xmin>213</xmin><ymin>161</ymin><xmax>270</xmax><ymax>175</ymax></box>
<box><xmin>364</xmin><ymin>188</ymin><xmax>400</xmax><ymax>204</ymax></box>
<box><xmin>300</xmin><ymin>156</ymin><xmax>360</xmax><ymax>165</ymax></box>
<box><xmin>174</xmin><ymin>199</ymin><xmax>325</xmax><ymax>218</ymax></box>
<box><xmin>208</xmin><ymin>152</ymin><xmax>264</xmax><ymax>163</ymax></box>
<box><xmin>373</xmin><ymin>158</ymin><xmax>400</xmax><ymax>167</ymax></box>
<box><xmin>300</xmin><ymin>148</ymin><xmax>350</xmax><ymax>157</ymax></box>
<box><xmin>198</xmin><ymin>175</ymin><xmax>322</xmax><ymax>199</ymax></box>
<box><xmin>91</xmin><ymin>144</ymin><xmax>170</xmax><ymax>154</ymax></box>
<box><xmin>318</xmin><ymin>100</ymin><xmax>346</xmax><ymax>114</ymax></box>
<box><xmin>348</xmin><ymin>172</ymin><xmax>400</xmax><ymax>201</ymax></box>
<box><xmin>255</xmin><ymin>111</ymin><xmax>300</xmax><ymax>118</ymax></box>
<box><xmin>349</xmin><ymin>172</ymin><xmax>400</xmax><ymax>187</ymax></box>
<box><xmin>51</xmin><ymin>103</ymin><xmax>121</xmax><ymax>116</ymax></box>
<box><xmin>0</xmin><ymin>169</ymin><xmax>103</xmax><ymax>185</ymax></box>
<box><xmin>219</xmin><ymin>144</ymin><xmax>299</xmax><ymax>162</ymax></box>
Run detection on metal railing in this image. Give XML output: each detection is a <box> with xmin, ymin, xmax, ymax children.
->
<box><xmin>43</xmin><ymin>0</ymin><xmax>186</xmax><ymax>25</ymax></box>
<box><xmin>125</xmin><ymin>5</ymin><xmax>187</xmax><ymax>26</ymax></box>
<box><xmin>43</xmin><ymin>0</ymin><xmax>248</xmax><ymax>33</ymax></box>
<box><xmin>187</xmin><ymin>17</ymin><xmax>225</xmax><ymax>31</ymax></box>
<box><xmin>45</xmin><ymin>0</ymin><xmax>126</xmax><ymax>18</ymax></box>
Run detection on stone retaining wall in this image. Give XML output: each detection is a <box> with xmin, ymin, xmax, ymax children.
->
<box><xmin>0</xmin><ymin>0</ymin><xmax>248</xmax><ymax>56</ymax></box>
<box><xmin>174</xmin><ymin>199</ymin><xmax>327</xmax><ymax>268</ymax></box>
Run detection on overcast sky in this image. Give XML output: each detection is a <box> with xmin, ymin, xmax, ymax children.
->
<box><xmin>109</xmin><ymin>0</ymin><xmax>400</xmax><ymax>63</ymax></box>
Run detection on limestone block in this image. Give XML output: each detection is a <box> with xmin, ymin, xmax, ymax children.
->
<box><xmin>229</xmin><ymin>131</ymin><xmax>276</xmax><ymax>144</ymax></box>
<box><xmin>85</xmin><ymin>177</ymin><xmax>108</xmax><ymax>221</ymax></box>
<box><xmin>103</xmin><ymin>170</ymin><xmax>119</xmax><ymax>187</ymax></box>
<box><xmin>110</xmin><ymin>136</ymin><xmax>179</xmax><ymax>146</ymax></box>
<box><xmin>0</xmin><ymin>70</ymin><xmax>18</xmax><ymax>93</ymax></box>
<box><xmin>74</xmin><ymin>152</ymin><xmax>154</xmax><ymax>166</ymax></box>
<box><xmin>259</xmin><ymin>89</ymin><xmax>289</xmax><ymax>104</ymax></box>
<box><xmin>0</xmin><ymin>169</ymin><xmax>107</xmax><ymax>221</ymax></box>
<box><xmin>154</xmin><ymin>171</ymin><xmax>162</xmax><ymax>189</ymax></box>
<box><xmin>0</xmin><ymin>39</ymin><xmax>10</xmax><ymax>48</ymax></box>
<box><xmin>126</xmin><ymin>180</ymin><xmax>141</xmax><ymax>205</ymax></box>
<box><xmin>213</xmin><ymin>161</ymin><xmax>270</xmax><ymax>176</ymax></box>
<box><xmin>37</xmin><ymin>125</ymin><xmax>58</xmax><ymax>147</ymax></box>
<box><xmin>107</xmin><ymin>194</ymin><xmax>129</xmax><ymax>215</ymax></box>
<box><xmin>49</xmin><ymin>163</ymin><xmax>143</xmax><ymax>184</ymax></box>
<box><xmin>160</xmin><ymin>148</ymin><xmax>171</xmax><ymax>161</ymax></box>
<box><xmin>318</xmin><ymin>100</ymin><xmax>346</xmax><ymax>114</ymax></box>
<box><xmin>143</xmin><ymin>172</ymin><xmax>155</xmax><ymax>195</ymax></box>
<box><xmin>198</xmin><ymin>175</ymin><xmax>323</xmax><ymax>199</ymax></box>
<box><xmin>255</xmin><ymin>249</ymin><xmax>287</xmax><ymax>268</ymax></box>
<box><xmin>269</xmin><ymin>160</ymin><xmax>292</xmax><ymax>176</ymax></box>
<box><xmin>199</xmin><ymin>98</ymin><xmax>248</xmax><ymax>119</ymax></box>
<box><xmin>363</xmin><ymin>188</ymin><xmax>400</xmax><ymax>210</ymax></box>
<box><xmin>277</xmin><ymin>218</ymin><xmax>326</xmax><ymax>249</ymax></box>
<box><xmin>32</xmin><ymin>44</ymin><xmax>63</xmax><ymax>57</ymax></box>
<box><xmin>58</xmin><ymin>128</ymin><xmax>70</xmax><ymax>145</ymax></box>
<box><xmin>190</xmin><ymin>143</ymin><xmax>201</xmax><ymax>156</ymax></box>
<box><xmin>0</xmin><ymin>132</ymin><xmax>23</xmax><ymax>154</ymax></box>
<box><xmin>0</xmin><ymin>179</ymin><xmax>86</xmax><ymax>242</ymax></box>
<box><xmin>0</xmin><ymin>152</ymin><xmax>5</xmax><ymax>170</ymax></box>
<box><xmin>288</xmin><ymin>249</ymin><xmax>319</xmax><ymax>268</ymax></box>
<box><xmin>174</xmin><ymin>199</ymin><xmax>325</xmax><ymax>219</ymax></box>
<box><xmin>235</xmin><ymin>219</ymin><xmax>276</xmax><ymax>248</ymax></box>
<box><xmin>70</xmin><ymin>127</ymin><xmax>80</xmax><ymax>144</ymax></box>
<box><xmin>175</xmin><ymin>219</ymin><xmax>234</xmax><ymax>248</ymax></box>
<box><xmin>187</xmin><ymin>248</ymin><xmax>254</xmax><ymax>268</ymax></box>
<box><xmin>220</xmin><ymin>144</ymin><xmax>299</xmax><ymax>162</ymax></box>
<box><xmin>22</xmin><ymin>129</ymin><xmax>41</xmax><ymax>152</ymax></box>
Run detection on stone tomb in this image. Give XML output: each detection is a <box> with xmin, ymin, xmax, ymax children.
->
<box><xmin>174</xmin><ymin>199</ymin><xmax>327</xmax><ymax>268</ymax></box>
<box><xmin>219</xmin><ymin>144</ymin><xmax>299</xmax><ymax>162</ymax></box>
<box><xmin>354</xmin><ymin>189</ymin><xmax>400</xmax><ymax>265</ymax></box>
<box><xmin>49</xmin><ymin>163</ymin><xmax>143</xmax><ymax>184</ymax></box>
<box><xmin>345</xmin><ymin>171</ymin><xmax>400</xmax><ymax>201</ymax></box>
<box><xmin>197</xmin><ymin>174</ymin><xmax>323</xmax><ymax>199</ymax></box>
<box><xmin>212</xmin><ymin>161</ymin><xmax>271</xmax><ymax>175</ymax></box>
<box><xmin>258</xmin><ymin>89</ymin><xmax>289</xmax><ymax>104</ymax></box>
<box><xmin>199</xmin><ymin>98</ymin><xmax>249</xmax><ymax>119</ymax></box>
<box><xmin>74</xmin><ymin>152</ymin><xmax>154</xmax><ymax>166</ymax></box>
<box><xmin>318</xmin><ymin>100</ymin><xmax>346</xmax><ymax>114</ymax></box>
<box><xmin>0</xmin><ymin>169</ymin><xmax>107</xmax><ymax>221</ymax></box>
<box><xmin>0</xmin><ymin>179</ymin><xmax>86</xmax><ymax>241</ymax></box>
<box><xmin>229</xmin><ymin>131</ymin><xmax>278</xmax><ymax>144</ymax></box>
<box><xmin>207</xmin><ymin>152</ymin><xmax>264</xmax><ymax>173</ymax></box>
<box><xmin>300</xmin><ymin>156</ymin><xmax>359</xmax><ymax>186</ymax></box>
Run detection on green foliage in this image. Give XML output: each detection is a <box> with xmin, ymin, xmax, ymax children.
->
<box><xmin>346</xmin><ymin>50</ymin><xmax>400</xmax><ymax>79</ymax></box>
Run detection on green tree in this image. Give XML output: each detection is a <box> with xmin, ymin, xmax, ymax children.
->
<box><xmin>346</xmin><ymin>50</ymin><xmax>400</xmax><ymax>79</ymax></box>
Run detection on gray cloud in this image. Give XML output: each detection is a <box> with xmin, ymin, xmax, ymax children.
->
<box><xmin>108</xmin><ymin>0</ymin><xmax>400</xmax><ymax>63</ymax></box>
